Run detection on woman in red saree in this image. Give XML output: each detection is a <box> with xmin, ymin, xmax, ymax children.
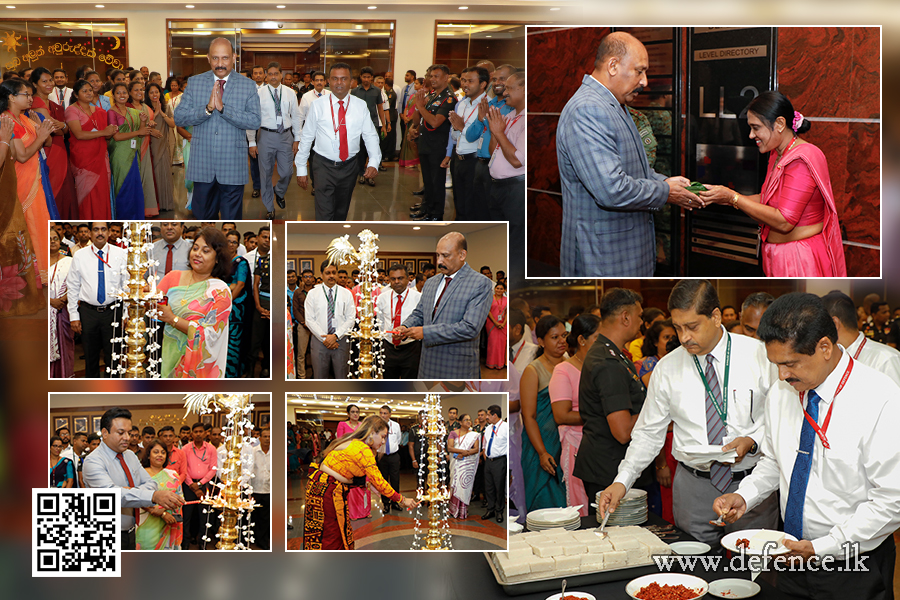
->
<box><xmin>699</xmin><ymin>91</ymin><xmax>846</xmax><ymax>277</ymax></box>
<box><xmin>64</xmin><ymin>80</ymin><xmax>117</xmax><ymax>220</ymax></box>
<box><xmin>29</xmin><ymin>68</ymin><xmax>78</xmax><ymax>219</ymax></box>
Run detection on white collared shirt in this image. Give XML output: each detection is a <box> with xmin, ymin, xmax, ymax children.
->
<box><xmin>247</xmin><ymin>444</ymin><xmax>271</xmax><ymax>494</ymax></box>
<box><xmin>383</xmin><ymin>419</ymin><xmax>402</xmax><ymax>455</ymax></box>
<box><xmin>510</xmin><ymin>335</ymin><xmax>539</xmax><ymax>375</ymax></box>
<box><xmin>847</xmin><ymin>331</ymin><xmax>900</xmax><ymax>386</ymax></box>
<box><xmin>376</xmin><ymin>287</ymin><xmax>421</xmax><ymax>345</ymax></box>
<box><xmin>483</xmin><ymin>419</ymin><xmax>509</xmax><ymax>458</ymax></box>
<box><xmin>614</xmin><ymin>328</ymin><xmax>776</xmax><ymax>491</ymax></box>
<box><xmin>66</xmin><ymin>243</ymin><xmax>128</xmax><ymax>321</ymax></box>
<box><xmin>450</xmin><ymin>91</ymin><xmax>486</xmax><ymax>154</ymax></box>
<box><xmin>293</xmin><ymin>92</ymin><xmax>381</xmax><ymax>176</ymax></box>
<box><xmin>304</xmin><ymin>283</ymin><xmax>356</xmax><ymax>341</ymax></box>
<box><xmin>53</xmin><ymin>86</ymin><xmax>73</xmax><ymax>108</ymax></box>
<box><xmin>247</xmin><ymin>83</ymin><xmax>302</xmax><ymax>146</ymax></box>
<box><xmin>430</xmin><ymin>267</ymin><xmax>462</xmax><ymax>312</ymax></box>
<box><xmin>737</xmin><ymin>349</ymin><xmax>900</xmax><ymax>557</ymax></box>
<box><xmin>298</xmin><ymin>87</ymin><xmax>331</xmax><ymax>128</ymax></box>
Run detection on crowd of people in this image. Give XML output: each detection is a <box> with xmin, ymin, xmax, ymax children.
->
<box><xmin>507</xmin><ymin>280</ymin><xmax>900</xmax><ymax>595</ymax></box>
<box><xmin>287</xmin><ymin>232</ymin><xmax>503</xmax><ymax>380</ymax></box>
<box><xmin>50</xmin><ymin>407</ymin><xmax>271</xmax><ymax>550</ymax></box>
<box><xmin>291</xmin><ymin>400</ymin><xmax>508</xmax><ymax>550</ymax></box>
<box><xmin>48</xmin><ymin>220</ymin><xmax>270</xmax><ymax>378</ymax></box>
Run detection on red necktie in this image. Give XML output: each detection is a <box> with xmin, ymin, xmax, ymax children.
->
<box><xmin>115</xmin><ymin>453</ymin><xmax>141</xmax><ymax>525</ymax></box>
<box><xmin>432</xmin><ymin>276</ymin><xmax>452</xmax><ymax>319</ymax></box>
<box><xmin>338</xmin><ymin>99</ymin><xmax>349</xmax><ymax>161</ymax></box>
<box><xmin>217</xmin><ymin>79</ymin><xmax>225</xmax><ymax>97</ymax></box>
<box><xmin>165</xmin><ymin>244</ymin><xmax>174</xmax><ymax>274</ymax></box>
<box><xmin>392</xmin><ymin>291</ymin><xmax>404</xmax><ymax>346</ymax></box>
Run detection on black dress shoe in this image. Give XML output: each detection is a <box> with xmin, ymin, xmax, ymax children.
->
<box><xmin>378</xmin><ymin>165</ymin><xmax>387</xmax><ymax>172</ymax></box>
<box><xmin>412</xmin><ymin>188</ymin><xmax>424</xmax><ymax>196</ymax></box>
<box><xmin>275</xmin><ymin>192</ymin><xmax>285</xmax><ymax>209</ymax></box>
<box><xmin>358</xmin><ymin>175</ymin><xmax>366</xmax><ymax>185</ymax></box>
<box><xmin>366</xmin><ymin>178</ymin><xmax>376</xmax><ymax>187</ymax></box>
<box><xmin>410</xmin><ymin>210</ymin><xmax>429</xmax><ymax>219</ymax></box>
<box><xmin>481</xmin><ymin>499</ymin><xmax>488</xmax><ymax>508</ymax></box>
<box><xmin>251</xmin><ymin>189</ymin><xmax>260</xmax><ymax>198</ymax></box>
<box><xmin>383</xmin><ymin>504</ymin><xmax>391</xmax><ymax>514</ymax></box>
<box><xmin>496</xmin><ymin>514</ymin><xmax>504</xmax><ymax>523</ymax></box>
<box><xmin>311</xmin><ymin>188</ymin><xmax>315</xmax><ymax>196</ymax></box>
<box><xmin>481</xmin><ymin>511</ymin><xmax>496</xmax><ymax>520</ymax></box>
<box><xmin>409</xmin><ymin>202</ymin><xmax>424</xmax><ymax>212</ymax></box>
<box><xmin>266</xmin><ymin>211</ymin><xmax>275</xmax><ymax>220</ymax></box>
<box><xmin>391</xmin><ymin>502</ymin><xmax>402</xmax><ymax>512</ymax></box>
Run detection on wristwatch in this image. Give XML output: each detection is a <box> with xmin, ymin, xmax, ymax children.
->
<box><xmin>173</xmin><ymin>316</ymin><xmax>180</xmax><ymax>326</ymax></box>
<box><xmin>749</xmin><ymin>440</ymin><xmax>759</xmax><ymax>455</ymax></box>
<box><xmin>205</xmin><ymin>105</ymin><xmax>213</xmax><ymax>116</ymax></box>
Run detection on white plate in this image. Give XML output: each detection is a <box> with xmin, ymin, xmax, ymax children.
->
<box><xmin>708</xmin><ymin>579</ymin><xmax>761</xmax><ymax>598</ymax></box>
<box><xmin>545</xmin><ymin>593</ymin><xmax>596</xmax><ymax>600</ymax></box>
<box><xmin>670</xmin><ymin>541</ymin><xmax>712</xmax><ymax>555</ymax></box>
<box><xmin>508</xmin><ymin>521</ymin><xmax>524</xmax><ymax>534</ymax></box>
<box><xmin>527</xmin><ymin>507</ymin><xmax>580</xmax><ymax>522</ymax></box>
<box><xmin>721</xmin><ymin>529</ymin><xmax>798</xmax><ymax>556</ymax></box>
<box><xmin>625</xmin><ymin>573</ymin><xmax>708</xmax><ymax>599</ymax></box>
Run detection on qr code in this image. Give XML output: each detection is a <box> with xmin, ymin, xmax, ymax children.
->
<box><xmin>33</xmin><ymin>488</ymin><xmax>121</xmax><ymax>577</ymax></box>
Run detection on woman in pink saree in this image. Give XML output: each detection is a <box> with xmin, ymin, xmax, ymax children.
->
<box><xmin>335</xmin><ymin>404</ymin><xmax>370</xmax><ymax>520</ymax></box>
<box><xmin>699</xmin><ymin>91</ymin><xmax>846</xmax><ymax>277</ymax></box>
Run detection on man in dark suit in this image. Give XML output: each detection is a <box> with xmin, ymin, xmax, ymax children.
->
<box><xmin>174</xmin><ymin>37</ymin><xmax>261</xmax><ymax>219</ymax></box>
<box><xmin>395</xmin><ymin>232</ymin><xmax>493</xmax><ymax>379</ymax></box>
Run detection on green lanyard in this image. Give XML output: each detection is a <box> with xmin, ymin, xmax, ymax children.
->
<box><xmin>691</xmin><ymin>332</ymin><xmax>731</xmax><ymax>426</ymax></box>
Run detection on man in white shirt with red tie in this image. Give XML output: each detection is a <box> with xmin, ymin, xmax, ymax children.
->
<box><xmin>248</xmin><ymin>62</ymin><xmax>302</xmax><ymax>220</ymax></box>
<box><xmin>297</xmin><ymin>71</ymin><xmax>330</xmax><ymax>196</ymax></box>
<box><xmin>714</xmin><ymin>293</ymin><xmax>900</xmax><ymax>599</ymax></box>
<box><xmin>66</xmin><ymin>222</ymin><xmax>127</xmax><ymax>378</ymax></box>
<box><xmin>377</xmin><ymin>405</ymin><xmax>403</xmax><ymax>513</ymax></box>
<box><xmin>376</xmin><ymin>263</ymin><xmax>422</xmax><ymax>379</ymax></box>
<box><xmin>52</xmin><ymin>68</ymin><xmax>73</xmax><ymax>107</ymax></box>
<box><xmin>482</xmin><ymin>404</ymin><xmax>508</xmax><ymax>523</ymax></box>
<box><xmin>294</xmin><ymin>62</ymin><xmax>381</xmax><ymax>221</ymax></box>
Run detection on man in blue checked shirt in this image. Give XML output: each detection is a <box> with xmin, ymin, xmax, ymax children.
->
<box><xmin>557</xmin><ymin>32</ymin><xmax>700</xmax><ymax>277</ymax></box>
<box><xmin>465</xmin><ymin>64</ymin><xmax>516</xmax><ymax>222</ymax></box>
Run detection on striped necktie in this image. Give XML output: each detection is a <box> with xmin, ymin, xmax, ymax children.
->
<box><xmin>705</xmin><ymin>354</ymin><xmax>732</xmax><ymax>493</ymax></box>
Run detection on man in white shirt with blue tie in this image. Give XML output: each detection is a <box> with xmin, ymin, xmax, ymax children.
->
<box><xmin>304</xmin><ymin>261</ymin><xmax>355</xmax><ymax>379</ymax></box>
<box><xmin>248</xmin><ymin>62</ymin><xmax>302</xmax><ymax>220</ymax></box>
<box><xmin>66</xmin><ymin>222</ymin><xmax>127</xmax><ymax>378</ymax></box>
<box><xmin>714</xmin><ymin>293</ymin><xmax>900</xmax><ymax>599</ymax></box>
<box><xmin>294</xmin><ymin>62</ymin><xmax>381</xmax><ymax>221</ymax></box>
<box><xmin>482</xmin><ymin>404</ymin><xmax>508</xmax><ymax>523</ymax></box>
<box><xmin>377</xmin><ymin>405</ymin><xmax>403</xmax><ymax>513</ymax></box>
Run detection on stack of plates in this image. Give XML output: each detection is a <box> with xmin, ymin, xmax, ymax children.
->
<box><xmin>526</xmin><ymin>507</ymin><xmax>581</xmax><ymax>531</ymax></box>
<box><xmin>595</xmin><ymin>488</ymin><xmax>648</xmax><ymax>526</ymax></box>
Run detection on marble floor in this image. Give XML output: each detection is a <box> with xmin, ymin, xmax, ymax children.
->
<box><xmin>168</xmin><ymin>160</ymin><xmax>458</xmax><ymax>222</ymax></box>
<box><xmin>286</xmin><ymin>468</ymin><xmax>508</xmax><ymax>551</ymax></box>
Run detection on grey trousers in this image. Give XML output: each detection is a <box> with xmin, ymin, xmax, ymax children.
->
<box><xmin>672</xmin><ymin>463</ymin><xmax>779</xmax><ymax>546</ymax></box>
<box><xmin>310</xmin><ymin>334</ymin><xmax>350</xmax><ymax>379</ymax></box>
<box><xmin>257</xmin><ymin>128</ymin><xmax>294</xmax><ymax>212</ymax></box>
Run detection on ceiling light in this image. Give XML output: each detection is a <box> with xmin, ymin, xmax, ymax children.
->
<box><xmin>486</xmin><ymin>35</ymin><xmax>492</xmax><ymax>38</ymax></box>
<box><xmin>277</xmin><ymin>4</ymin><xmax>285</xmax><ymax>7</ymax></box>
<box><xmin>367</xmin><ymin>5</ymin><xmax>376</xmax><ymax>8</ymax></box>
<box><xmin>5</xmin><ymin>5</ymin><xmax>15</xmax><ymax>8</ymax></box>
<box><xmin>343</xmin><ymin>224</ymin><xmax>351</xmax><ymax>228</ymax></box>
<box><xmin>459</xmin><ymin>6</ymin><xmax>468</xmax><ymax>9</ymax></box>
<box><xmin>550</xmin><ymin>7</ymin><xmax>560</xmax><ymax>10</ymax></box>
<box><xmin>412</xmin><ymin>226</ymin><xmax>421</xmax><ymax>230</ymax></box>
<box><xmin>95</xmin><ymin>4</ymin><xmax>105</xmax><ymax>7</ymax></box>
<box><xmin>186</xmin><ymin>4</ymin><xmax>194</xmax><ymax>7</ymax></box>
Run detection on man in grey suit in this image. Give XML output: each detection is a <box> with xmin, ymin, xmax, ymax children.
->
<box><xmin>557</xmin><ymin>31</ymin><xmax>701</xmax><ymax>277</ymax></box>
<box><xmin>174</xmin><ymin>37</ymin><xmax>261</xmax><ymax>220</ymax></box>
<box><xmin>396</xmin><ymin>232</ymin><xmax>493</xmax><ymax>380</ymax></box>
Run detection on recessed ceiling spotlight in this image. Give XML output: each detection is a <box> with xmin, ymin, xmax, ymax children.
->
<box><xmin>343</xmin><ymin>224</ymin><xmax>351</xmax><ymax>228</ymax></box>
<box><xmin>550</xmin><ymin>7</ymin><xmax>560</xmax><ymax>10</ymax></box>
<box><xmin>459</xmin><ymin>6</ymin><xmax>468</xmax><ymax>9</ymax></box>
<box><xmin>277</xmin><ymin>4</ymin><xmax>286</xmax><ymax>7</ymax></box>
<box><xmin>367</xmin><ymin>5</ymin><xmax>376</xmax><ymax>8</ymax></box>
<box><xmin>186</xmin><ymin>4</ymin><xmax>195</xmax><ymax>7</ymax></box>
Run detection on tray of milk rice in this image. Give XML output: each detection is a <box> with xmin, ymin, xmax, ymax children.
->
<box><xmin>486</xmin><ymin>526</ymin><xmax>674</xmax><ymax>595</ymax></box>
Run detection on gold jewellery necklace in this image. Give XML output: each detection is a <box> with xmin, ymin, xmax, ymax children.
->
<box><xmin>775</xmin><ymin>136</ymin><xmax>798</xmax><ymax>167</ymax></box>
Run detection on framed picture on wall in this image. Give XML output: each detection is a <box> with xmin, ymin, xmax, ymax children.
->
<box><xmin>376</xmin><ymin>258</ymin><xmax>386</xmax><ymax>272</ymax></box>
<box><xmin>53</xmin><ymin>416</ymin><xmax>69</xmax><ymax>433</ymax></box>
<box><xmin>417</xmin><ymin>259</ymin><xmax>431</xmax><ymax>274</ymax></box>
<box><xmin>300</xmin><ymin>258</ymin><xmax>313</xmax><ymax>273</ymax></box>
<box><xmin>403</xmin><ymin>259</ymin><xmax>416</xmax><ymax>274</ymax></box>
<box><xmin>201</xmin><ymin>414</ymin><xmax>213</xmax><ymax>427</ymax></box>
<box><xmin>73</xmin><ymin>416</ymin><xmax>88</xmax><ymax>434</ymax></box>
<box><xmin>258</xmin><ymin>411</ymin><xmax>270</xmax><ymax>428</ymax></box>
<box><xmin>218</xmin><ymin>413</ymin><xmax>230</xmax><ymax>428</ymax></box>
<box><xmin>287</xmin><ymin>258</ymin><xmax>297</xmax><ymax>273</ymax></box>
<box><xmin>92</xmin><ymin>416</ymin><xmax>102</xmax><ymax>434</ymax></box>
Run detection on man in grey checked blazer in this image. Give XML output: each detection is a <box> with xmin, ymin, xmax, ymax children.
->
<box><xmin>396</xmin><ymin>232</ymin><xmax>494</xmax><ymax>380</ymax></box>
<box><xmin>174</xmin><ymin>37</ymin><xmax>261</xmax><ymax>220</ymax></box>
<box><xmin>556</xmin><ymin>31</ymin><xmax>700</xmax><ymax>277</ymax></box>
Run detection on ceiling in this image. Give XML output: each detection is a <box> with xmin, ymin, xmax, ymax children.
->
<box><xmin>285</xmin><ymin>221</ymin><xmax>501</xmax><ymax>238</ymax></box>
<box><xmin>288</xmin><ymin>392</ymin><xmax>470</xmax><ymax>419</ymax></box>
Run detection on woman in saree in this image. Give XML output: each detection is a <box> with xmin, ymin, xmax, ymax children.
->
<box><xmin>85</xmin><ymin>71</ymin><xmax>111</xmax><ymax>111</ymax></box>
<box><xmin>136</xmin><ymin>439</ymin><xmax>184</xmax><ymax>550</ymax></box>
<box><xmin>165</xmin><ymin>77</ymin><xmax>184</xmax><ymax>165</ymax></box>
<box><xmin>447</xmin><ymin>413</ymin><xmax>481</xmax><ymax>519</ymax></box>
<box><xmin>2</xmin><ymin>77</ymin><xmax>56</xmax><ymax>285</ymax></box>
<box><xmin>286</xmin><ymin>305</ymin><xmax>296</xmax><ymax>379</ymax></box>
<box><xmin>222</xmin><ymin>229</ymin><xmax>250</xmax><ymax>378</ymax></box>
<box><xmin>698</xmin><ymin>91</ymin><xmax>846</xmax><ymax>277</ymax></box>
<box><xmin>303</xmin><ymin>416</ymin><xmax>418</xmax><ymax>550</ymax></box>
<box><xmin>126</xmin><ymin>80</ymin><xmax>159</xmax><ymax>217</ymax></box>
<box><xmin>485</xmin><ymin>281</ymin><xmax>507</xmax><ymax>369</ymax></box>
<box><xmin>398</xmin><ymin>77</ymin><xmax>423</xmax><ymax>168</ymax></box>
<box><xmin>145</xmin><ymin>82</ymin><xmax>175</xmax><ymax>212</ymax></box>
<box><xmin>520</xmin><ymin>314</ymin><xmax>568</xmax><ymax>512</ymax></box>
<box><xmin>50</xmin><ymin>436</ymin><xmax>74</xmax><ymax>488</ymax></box>
<box><xmin>549</xmin><ymin>313</ymin><xmax>601</xmax><ymax>517</ymax></box>
<box><xmin>65</xmin><ymin>80</ymin><xmax>116</xmax><ymax>220</ymax></box>
<box><xmin>156</xmin><ymin>226</ymin><xmax>232</xmax><ymax>378</ymax></box>
<box><xmin>107</xmin><ymin>82</ymin><xmax>147</xmax><ymax>219</ymax></box>
<box><xmin>48</xmin><ymin>229</ymin><xmax>74</xmax><ymax>378</ymax></box>
<box><xmin>29</xmin><ymin>68</ymin><xmax>77</xmax><ymax>219</ymax></box>
<box><xmin>0</xmin><ymin>112</ymin><xmax>43</xmax><ymax>316</ymax></box>
<box><xmin>335</xmin><ymin>404</ymin><xmax>370</xmax><ymax>520</ymax></box>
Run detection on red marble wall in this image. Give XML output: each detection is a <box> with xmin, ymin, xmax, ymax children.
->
<box><xmin>527</xmin><ymin>27</ymin><xmax>881</xmax><ymax>276</ymax></box>
<box><xmin>527</xmin><ymin>27</ymin><xmax>609</xmax><ymax>274</ymax></box>
<box><xmin>777</xmin><ymin>27</ymin><xmax>880</xmax><ymax>276</ymax></box>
